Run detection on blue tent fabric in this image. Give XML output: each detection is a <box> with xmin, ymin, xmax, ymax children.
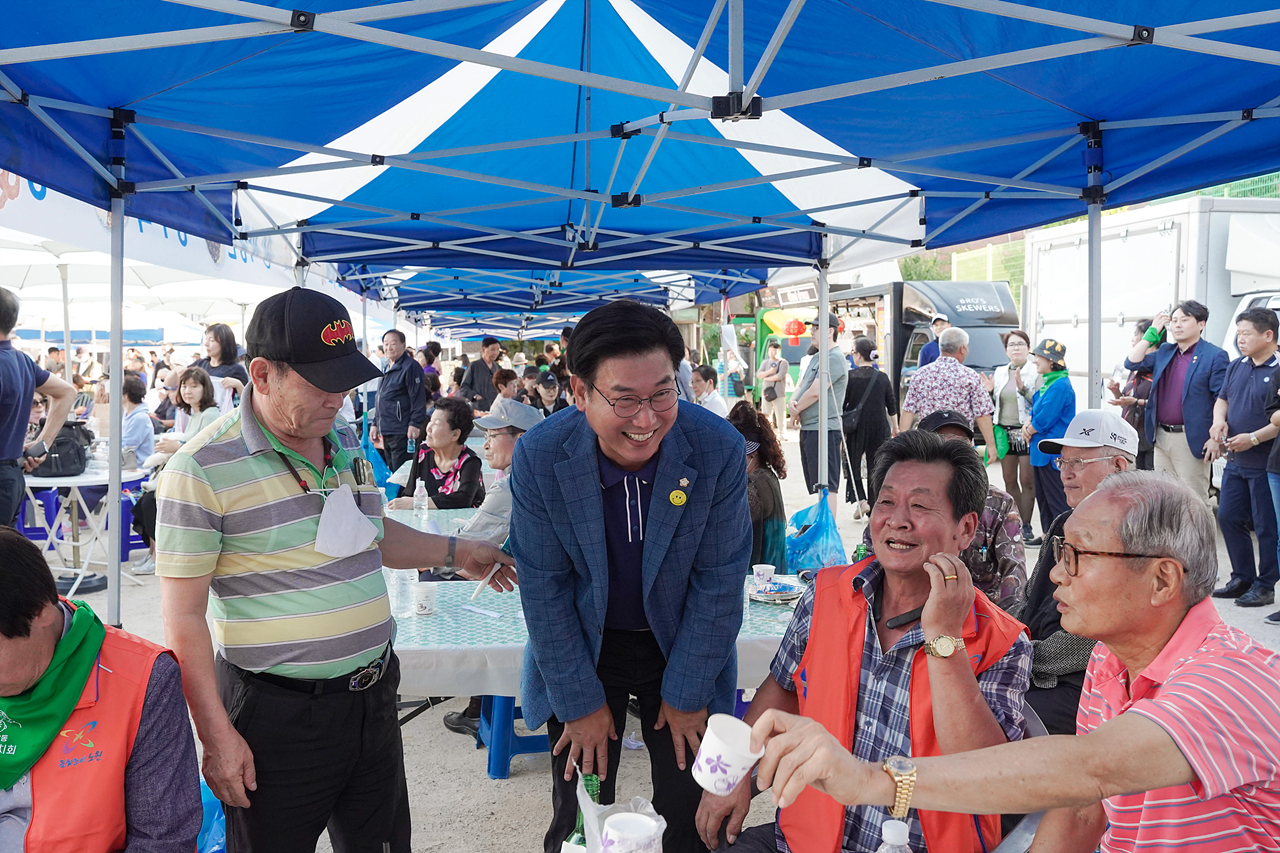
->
<box><xmin>2</xmin><ymin>0</ymin><xmax>1280</xmax><ymax>278</ymax></box>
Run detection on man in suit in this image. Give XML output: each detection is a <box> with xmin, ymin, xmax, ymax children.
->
<box><xmin>510</xmin><ymin>300</ymin><xmax>751</xmax><ymax>853</ymax></box>
<box><xmin>1125</xmin><ymin>299</ymin><xmax>1228</xmax><ymax>506</ymax></box>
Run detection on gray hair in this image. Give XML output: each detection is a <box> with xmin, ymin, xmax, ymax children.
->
<box><xmin>1091</xmin><ymin>471</ymin><xmax>1217</xmax><ymax>605</ymax></box>
<box><xmin>938</xmin><ymin>327</ymin><xmax>970</xmax><ymax>355</ymax></box>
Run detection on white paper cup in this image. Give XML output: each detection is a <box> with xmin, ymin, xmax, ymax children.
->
<box><xmin>601</xmin><ymin>813</ymin><xmax>662</xmax><ymax>853</ymax></box>
<box><xmin>412</xmin><ymin>583</ymin><xmax>437</xmax><ymax>615</ymax></box>
<box><xmin>692</xmin><ymin>713</ymin><xmax>765</xmax><ymax>796</ymax></box>
<box><xmin>752</xmin><ymin>564</ymin><xmax>775</xmax><ymax>588</ymax></box>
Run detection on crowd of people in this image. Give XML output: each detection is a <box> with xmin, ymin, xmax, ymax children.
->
<box><xmin>2</xmin><ymin>288</ymin><xmax>1279</xmax><ymax>853</ymax></box>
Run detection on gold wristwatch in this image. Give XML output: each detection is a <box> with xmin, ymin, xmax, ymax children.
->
<box><xmin>882</xmin><ymin>755</ymin><xmax>917</xmax><ymax>819</ymax></box>
<box><xmin>924</xmin><ymin>635</ymin><xmax>965</xmax><ymax>658</ymax></box>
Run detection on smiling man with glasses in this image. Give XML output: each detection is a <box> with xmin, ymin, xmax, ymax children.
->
<box><xmin>748</xmin><ymin>472</ymin><xmax>1280</xmax><ymax>853</ymax></box>
<box><xmin>510</xmin><ymin>299</ymin><xmax>751</xmax><ymax>853</ymax></box>
<box><xmin>1015</xmin><ymin>409</ymin><xmax>1138</xmax><ymax>735</ymax></box>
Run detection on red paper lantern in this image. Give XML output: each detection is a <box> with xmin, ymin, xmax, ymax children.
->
<box><xmin>784</xmin><ymin>318</ymin><xmax>807</xmax><ymax>345</ymax></box>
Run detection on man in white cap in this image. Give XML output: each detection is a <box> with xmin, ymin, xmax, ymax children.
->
<box><xmin>917</xmin><ymin>314</ymin><xmax>950</xmax><ymax>368</ymax></box>
<box><xmin>1016</xmin><ymin>409</ymin><xmax>1138</xmax><ymax>734</ymax></box>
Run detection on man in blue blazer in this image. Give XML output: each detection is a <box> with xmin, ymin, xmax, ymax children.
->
<box><xmin>1124</xmin><ymin>300</ymin><xmax>1228</xmax><ymax>507</ymax></box>
<box><xmin>510</xmin><ymin>300</ymin><xmax>752</xmax><ymax>853</ymax></box>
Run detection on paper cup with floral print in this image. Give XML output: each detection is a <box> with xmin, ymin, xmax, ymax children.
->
<box><xmin>692</xmin><ymin>714</ymin><xmax>765</xmax><ymax>796</ymax></box>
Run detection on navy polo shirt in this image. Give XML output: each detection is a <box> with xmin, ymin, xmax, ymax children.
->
<box><xmin>1220</xmin><ymin>352</ymin><xmax>1280</xmax><ymax>469</ymax></box>
<box><xmin>599</xmin><ymin>449</ymin><xmax>659</xmax><ymax>631</ymax></box>
<box><xmin>0</xmin><ymin>340</ymin><xmax>49</xmax><ymax>460</ymax></box>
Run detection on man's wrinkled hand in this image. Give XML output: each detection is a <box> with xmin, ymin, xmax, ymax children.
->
<box><xmin>202</xmin><ymin>727</ymin><xmax>257</xmax><ymax>808</ymax></box>
<box><xmin>654</xmin><ymin>701</ymin><xmax>708</xmax><ymax>771</ymax></box>
<box><xmin>20</xmin><ymin>453</ymin><xmax>44</xmax><ymax>473</ymax></box>
<box><xmin>553</xmin><ymin>704</ymin><xmax>617</xmax><ymax>781</ymax></box>
<box><xmin>752</xmin><ymin>710</ymin><xmax>866</xmax><ymax>809</ymax></box>
<box><xmin>920</xmin><ymin>552</ymin><xmax>972</xmax><ymax>640</ymax></box>
<box><xmin>696</xmin><ymin>779</ymin><xmax>752</xmax><ymax>848</ymax></box>
<box><xmin>454</xmin><ymin>539</ymin><xmax>516</xmax><ymax>590</ymax></box>
<box><xmin>1225</xmin><ymin>433</ymin><xmax>1254</xmax><ymax>453</ymax></box>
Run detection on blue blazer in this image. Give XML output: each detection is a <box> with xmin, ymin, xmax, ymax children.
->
<box><xmin>1125</xmin><ymin>340</ymin><xmax>1228</xmax><ymax>458</ymax></box>
<box><xmin>509</xmin><ymin>402</ymin><xmax>751</xmax><ymax>729</ymax></box>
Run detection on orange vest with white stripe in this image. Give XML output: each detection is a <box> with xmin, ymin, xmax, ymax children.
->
<box><xmin>777</xmin><ymin>560</ymin><xmax>1027</xmax><ymax>853</ymax></box>
<box><xmin>24</xmin><ymin>601</ymin><xmax>169</xmax><ymax>853</ymax></box>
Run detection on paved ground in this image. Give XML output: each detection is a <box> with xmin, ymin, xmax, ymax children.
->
<box><xmin>57</xmin><ymin>427</ymin><xmax>1278</xmax><ymax>852</ymax></box>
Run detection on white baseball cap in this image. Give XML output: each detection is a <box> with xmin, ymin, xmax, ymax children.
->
<box><xmin>1037</xmin><ymin>409</ymin><xmax>1138</xmax><ymax>456</ymax></box>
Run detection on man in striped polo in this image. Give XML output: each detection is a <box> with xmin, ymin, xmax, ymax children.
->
<box><xmin>746</xmin><ymin>472</ymin><xmax>1280</xmax><ymax>853</ymax></box>
<box><xmin>155</xmin><ymin>288</ymin><xmax>514</xmax><ymax>853</ymax></box>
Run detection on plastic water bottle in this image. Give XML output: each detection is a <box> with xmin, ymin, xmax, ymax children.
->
<box><xmin>875</xmin><ymin>819</ymin><xmax>911</xmax><ymax>853</ymax></box>
<box><xmin>407</xmin><ymin>437</ymin><xmax>416</xmax><ymax>455</ymax></box>
<box><xmin>413</xmin><ymin>481</ymin><xmax>429</xmax><ymax>517</ymax></box>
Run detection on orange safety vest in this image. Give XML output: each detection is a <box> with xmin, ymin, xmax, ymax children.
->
<box><xmin>777</xmin><ymin>560</ymin><xmax>1027</xmax><ymax>853</ymax></box>
<box><xmin>24</xmin><ymin>600</ymin><xmax>170</xmax><ymax>853</ymax></box>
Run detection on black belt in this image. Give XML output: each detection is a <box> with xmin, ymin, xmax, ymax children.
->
<box><xmin>0</xmin><ymin>459</ymin><xmax>18</xmax><ymax>466</ymax></box>
<box><xmin>1158</xmin><ymin>423</ymin><xmax>1185</xmax><ymax>433</ymax></box>
<box><xmin>234</xmin><ymin>647</ymin><xmax>391</xmax><ymax>695</ymax></box>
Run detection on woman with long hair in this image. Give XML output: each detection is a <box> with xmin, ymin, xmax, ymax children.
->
<box><xmin>727</xmin><ymin>400</ymin><xmax>788</xmax><ymax>572</ymax></box>
<box><xmin>1022</xmin><ymin>339</ymin><xmax>1075</xmax><ymax>545</ymax></box>
<box><xmin>842</xmin><ymin>336</ymin><xmax>897</xmax><ymax>518</ymax></box>
<box><xmin>985</xmin><ymin>330</ymin><xmax>1039</xmax><ymax>540</ymax></box>
<box><xmin>388</xmin><ymin>396</ymin><xmax>486</xmax><ymax>509</ymax></box>
<box><xmin>192</xmin><ymin>322</ymin><xmax>250</xmax><ymax>413</ymax></box>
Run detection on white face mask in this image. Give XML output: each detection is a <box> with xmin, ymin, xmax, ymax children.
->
<box><xmin>314</xmin><ymin>483</ymin><xmax>378</xmax><ymax>559</ymax></box>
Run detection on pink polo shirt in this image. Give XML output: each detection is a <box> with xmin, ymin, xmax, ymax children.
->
<box><xmin>1077</xmin><ymin>598</ymin><xmax>1280</xmax><ymax>851</ymax></box>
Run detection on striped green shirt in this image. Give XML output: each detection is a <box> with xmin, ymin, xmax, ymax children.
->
<box><xmin>155</xmin><ymin>385</ymin><xmax>391</xmax><ymax>678</ymax></box>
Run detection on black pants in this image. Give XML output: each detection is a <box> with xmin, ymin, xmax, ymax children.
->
<box><xmin>216</xmin><ymin>654</ymin><xmax>411</xmax><ymax>853</ymax></box>
<box><xmin>0</xmin><ymin>461</ymin><xmax>22</xmax><ymax>526</ymax></box>
<box><xmin>1033</xmin><ymin>464</ymin><xmax>1069</xmax><ymax>536</ymax></box>
<box><xmin>544</xmin><ymin>630</ymin><xmax>707</xmax><ymax>853</ymax></box>
<box><xmin>131</xmin><ymin>489</ymin><xmax>158</xmax><ymax>546</ymax></box>
<box><xmin>380</xmin><ymin>433</ymin><xmax>411</xmax><ymax>475</ymax></box>
<box><xmin>844</xmin><ymin>427</ymin><xmax>888</xmax><ymax>503</ymax></box>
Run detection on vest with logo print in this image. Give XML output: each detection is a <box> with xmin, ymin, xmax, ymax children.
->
<box><xmin>24</xmin><ymin>601</ymin><xmax>168</xmax><ymax>853</ymax></box>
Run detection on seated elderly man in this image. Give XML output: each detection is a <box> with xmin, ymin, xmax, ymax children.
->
<box><xmin>751</xmin><ymin>471</ymin><xmax>1280</xmax><ymax>853</ymax></box>
<box><xmin>1018</xmin><ymin>409</ymin><xmax>1137</xmax><ymax>735</ymax></box>
<box><xmin>861</xmin><ymin>410</ymin><xmax>1027</xmax><ymax>612</ymax></box>
<box><xmin>438</xmin><ymin>397</ymin><xmax>543</xmax><ymax>738</ymax></box>
<box><xmin>0</xmin><ymin>527</ymin><xmax>201</xmax><ymax>852</ymax></box>
<box><xmin>698</xmin><ymin>430</ymin><xmax>1031</xmax><ymax>853</ymax></box>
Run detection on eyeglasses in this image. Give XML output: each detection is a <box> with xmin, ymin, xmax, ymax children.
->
<box><xmin>485</xmin><ymin>429</ymin><xmax>519</xmax><ymax>441</ymax></box>
<box><xmin>1049</xmin><ymin>535</ymin><xmax>1165</xmax><ymax>577</ymax></box>
<box><xmin>1051</xmin><ymin>454</ymin><xmax>1121</xmax><ymax>473</ymax></box>
<box><xmin>589</xmin><ymin>383</ymin><xmax>679</xmax><ymax>418</ymax></box>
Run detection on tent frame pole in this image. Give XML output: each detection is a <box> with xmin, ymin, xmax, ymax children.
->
<box><xmin>1086</xmin><ymin>128</ymin><xmax>1103</xmax><ymax>410</ymax></box>
<box><xmin>107</xmin><ymin>146</ymin><xmax>125</xmax><ymax>628</ymax></box>
<box><xmin>59</xmin><ymin>264</ymin><xmax>72</xmax><ymax>383</ymax></box>
<box><xmin>817</xmin><ymin>239</ymin><xmax>830</xmax><ymax>501</ymax></box>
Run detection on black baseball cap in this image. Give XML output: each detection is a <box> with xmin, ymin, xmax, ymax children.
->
<box><xmin>246</xmin><ymin>287</ymin><xmax>383</xmax><ymax>393</ymax></box>
<box><xmin>917</xmin><ymin>409</ymin><xmax>974</xmax><ymax>439</ymax></box>
<box><xmin>805</xmin><ymin>312</ymin><xmax>841</xmax><ymax>329</ymax></box>
<box><xmin>535</xmin><ymin>371</ymin><xmax>560</xmax><ymax>389</ymax></box>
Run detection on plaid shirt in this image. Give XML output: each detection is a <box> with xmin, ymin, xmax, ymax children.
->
<box><xmin>769</xmin><ymin>560</ymin><xmax>1032</xmax><ymax>853</ymax></box>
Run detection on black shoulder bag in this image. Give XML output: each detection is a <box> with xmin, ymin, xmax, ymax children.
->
<box><xmin>841</xmin><ymin>370</ymin><xmax>878</xmax><ymax>433</ymax></box>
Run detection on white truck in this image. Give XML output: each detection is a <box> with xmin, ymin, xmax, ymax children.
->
<box><xmin>1022</xmin><ymin>196</ymin><xmax>1280</xmax><ymax>406</ymax></box>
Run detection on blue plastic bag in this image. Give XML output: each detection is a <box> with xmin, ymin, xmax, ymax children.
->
<box><xmin>197</xmin><ymin>779</ymin><xmax>226</xmax><ymax>853</ymax></box>
<box><xmin>785</xmin><ymin>489</ymin><xmax>846</xmax><ymax>572</ymax></box>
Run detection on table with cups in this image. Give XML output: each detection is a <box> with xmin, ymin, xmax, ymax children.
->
<box><xmin>382</xmin><ymin>522</ymin><xmax>798</xmax><ymax>780</ymax></box>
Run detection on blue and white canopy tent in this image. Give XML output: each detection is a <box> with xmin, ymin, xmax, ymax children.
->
<box><xmin>5</xmin><ymin>0</ymin><xmax>1280</xmax><ymax>622</ymax></box>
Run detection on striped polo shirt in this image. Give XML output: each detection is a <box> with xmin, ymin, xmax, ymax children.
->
<box><xmin>1078</xmin><ymin>597</ymin><xmax>1280</xmax><ymax>852</ymax></box>
<box><xmin>155</xmin><ymin>385</ymin><xmax>390</xmax><ymax>679</ymax></box>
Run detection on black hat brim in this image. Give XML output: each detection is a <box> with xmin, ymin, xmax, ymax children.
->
<box><xmin>290</xmin><ymin>350</ymin><xmax>384</xmax><ymax>394</ymax></box>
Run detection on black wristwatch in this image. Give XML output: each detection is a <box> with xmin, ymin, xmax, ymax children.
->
<box><xmin>445</xmin><ymin>536</ymin><xmax>457</xmax><ymax>569</ymax></box>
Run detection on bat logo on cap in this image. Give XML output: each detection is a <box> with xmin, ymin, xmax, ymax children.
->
<box><xmin>321</xmin><ymin>320</ymin><xmax>354</xmax><ymax>346</ymax></box>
